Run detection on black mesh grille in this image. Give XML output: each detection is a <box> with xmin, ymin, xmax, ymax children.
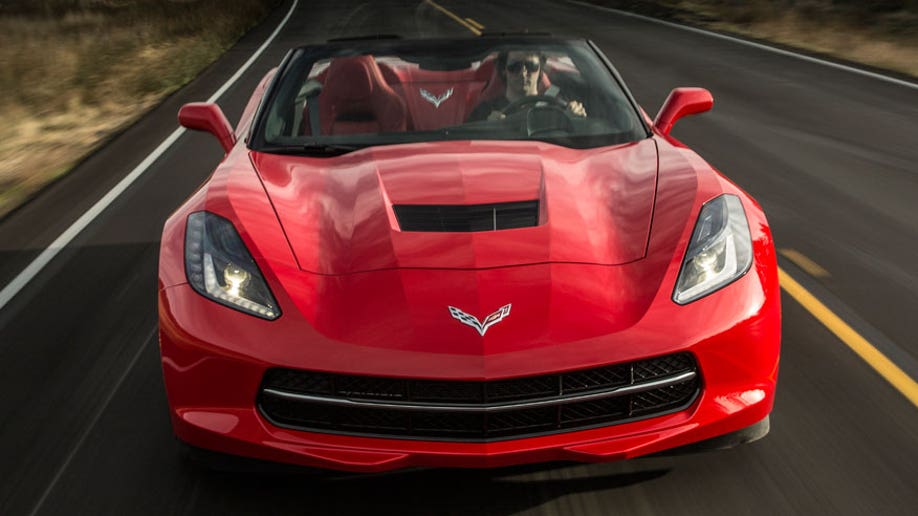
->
<box><xmin>264</xmin><ymin>369</ymin><xmax>334</xmax><ymax>395</ymax></box>
<box><xmin>632</xmin><ymin>353</ymin><xmax>695</xmax><ymax>381</ymax></box>
<box><xmin>563</xmin><ymin>363</ymin><xmax>630</xmax><ymax>393</ymax></box>
<box><xmin>486</xmin><ymin>375</ymin><xmax>557</xmax><ymax>402</ymax></box>
<box><xmin>258</xmin><ymin>353</ymin><xmax>699</xmax><ymax>441</ymax></box>
<box><xmin>393</xmin><ymin>201</ymin><xmax>539</xmax><ymax>232</ymax></box>
<box><xmin>560</xmin><ymin>396</ymin><xmax>630</xmax><ymax>427</ymax></box>
<box><xmin>413</xmin><ymin>411</ymin><xmax>482</xmax><ymax>437</ymax></box>
<box><xmin>632</xmin><ymin>380</ymin><xmax>700</xmax><ymax>415</ymax></box>
<box><xmin>488</xmin><ymin>407</ymin><xmax>557</xmax><ymax>435</ymax></box>
<box><xmin>412</xmin><ymin>381</ymin><xmax>482</xmax><ymax>403</ymax></box>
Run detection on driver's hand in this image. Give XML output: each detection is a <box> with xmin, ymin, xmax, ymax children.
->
<box><xmin>487</xmin><ymin>110</ymin><xmax>506</xmax><ymax>121</ymax></box>
<box><xmin>567</xmin><ymin>100</ymin><xmax>586</xmax><ymax>117</ymax></box>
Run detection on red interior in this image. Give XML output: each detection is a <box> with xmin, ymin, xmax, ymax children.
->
<box><xmin>303</xmin><ymin>55</ymin><xmax>555</xmax><ymax>135</ymax></box>
<box><xmin>316</xmin><ymin>56</ymin><xmax>408</xmax><ymax>135</ymax></box>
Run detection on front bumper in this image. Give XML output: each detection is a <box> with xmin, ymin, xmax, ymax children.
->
<box><xmin>159</xmin><ymin>269</ymin><xmax>779</xmax><ymax>473</ymax></box>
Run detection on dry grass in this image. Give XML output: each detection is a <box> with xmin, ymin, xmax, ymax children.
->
<box><xmin>717</xmin><ymin>14</ymin><xmax>918</xmax><ymax>77</ymax></box>
<box><xmin>585</xmin><ymin>0</ymin><xmax>918</xmax><ymax>78</ymax></box>
<box><xmin>0</xmin><ymin>0</ymin><xmax>279</xmax><ymax>218</ymax></box>
<box><xmin>675</xmin><ymin>1</ymin><xmax>918</xmax><ymax>77</ymax></box>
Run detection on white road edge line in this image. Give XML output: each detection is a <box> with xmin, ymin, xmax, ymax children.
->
<box><xmin>27</xmin><ymin>327</ymin><xmax>157</xmax><ymax>516</ymax></box>
<box><xmin>0</xmin><ymin>0</ymin><xmax>300</xmax><ymax>313</ymax></box>
<box><xmin>566</xmin><ymin>0</ymin><xmax>918</xmax><ymax>91</ymax></box>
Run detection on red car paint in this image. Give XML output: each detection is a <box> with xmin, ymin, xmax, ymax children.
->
<box><xmin>159</xmin><ymin>39</ymin><xmax>780</xmax><ymax>472</ymax></box>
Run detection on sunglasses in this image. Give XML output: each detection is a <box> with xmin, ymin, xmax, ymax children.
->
<box><xmin>505</xmin><ymin>60</ymin><xmax>540</xmax><ymax>74</ymax></box>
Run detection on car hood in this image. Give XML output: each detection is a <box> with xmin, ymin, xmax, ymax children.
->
<box><xmin>250</xmin><ymin>139</ymin><xmax>658</xmax><ymax>275</ymax></box>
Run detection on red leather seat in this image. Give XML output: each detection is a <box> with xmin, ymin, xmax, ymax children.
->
<box><xmin>318</xmin><ymin>56</ymin><xmax>407</xmax><ymax>135</ymax></box>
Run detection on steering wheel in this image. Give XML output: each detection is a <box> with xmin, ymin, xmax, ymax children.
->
<box><xmin>500</xmin><ymin>94</ymin><xmax>569</xmax><ymax>116</ymax></box>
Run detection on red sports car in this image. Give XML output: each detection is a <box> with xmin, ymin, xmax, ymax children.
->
<box><xmin>159</xmin><ymin>36</ymin><xmax>780</xmax><ymax>472</ymax></box>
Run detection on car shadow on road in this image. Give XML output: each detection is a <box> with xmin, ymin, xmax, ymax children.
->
<box><xmin>182</xmin><ymin>461</ymin><xmax>670</xmax><ymax>515</ymax></box>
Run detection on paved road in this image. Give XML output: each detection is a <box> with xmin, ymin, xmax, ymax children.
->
<box><xmin>0</xmin><ymin>0</ymin><xmax>916</xmax><ymax>514</ymax></box>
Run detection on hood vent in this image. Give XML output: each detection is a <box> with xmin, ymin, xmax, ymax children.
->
<box><xmin>394</xmin><ymin>201</ymin><xmax>539</xmax><ymax>232</ymax></box>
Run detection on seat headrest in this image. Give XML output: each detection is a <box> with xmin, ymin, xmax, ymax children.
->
<box><xmin>325</xmin><ymin>56</ymin><xmax>377</xmax><ymax>101</ymax></box>
<box><xmin>317</xmin><ymin>55</ymin><xmax>407</xmax><ymax>135</ymax></box>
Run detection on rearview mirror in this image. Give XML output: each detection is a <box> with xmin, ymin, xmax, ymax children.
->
<box><xmin>178</xmin><ymin>102</ymin><xmax>236</xmax><ymax>153</ymax></box>
<box><xmin>653</xmin><ymin>88</ymin><xmax>713</xmax><ymax>136</ymax></box>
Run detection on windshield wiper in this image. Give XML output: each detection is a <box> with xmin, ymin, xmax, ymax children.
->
<box><xmin>258</xmin><ymin>143</ymin><xmax>364</xmax><ymax>156</ymax></box>
<box><xmin>300</xmin><ymin>143</ymin><xmax>364</xmax><ymax>156</ymax></box>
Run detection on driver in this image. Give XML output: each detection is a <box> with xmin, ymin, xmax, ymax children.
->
<box><xmin>468</xmin><ymin>51</ymin><xmax>586</xmax><ymax>122</ymax></box>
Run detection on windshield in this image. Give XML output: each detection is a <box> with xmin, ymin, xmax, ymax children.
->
<box><xmin>251</xmin><ymin>38</ymin><xmax>648</xmax><ymax>154</ymax></box>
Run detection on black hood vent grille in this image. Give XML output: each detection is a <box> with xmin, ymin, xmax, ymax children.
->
<box><xmin>393</xmin><ymin>201</ymin><xmax>539</xmax><ymax>232</ymax></box>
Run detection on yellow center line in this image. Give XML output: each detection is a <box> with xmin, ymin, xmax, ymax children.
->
<box><xmin>424</xmin><ymin>0</ymin><xmax>482</xmax><ymax>35</ymax></box>
<box><xmin>779</xmin><ymin>267</ymin><xmax>918</xmax><ymax>408</ymax></box>
<box><xmin>465</xmin><ymin>17</ymin><xmax>485</xmax><ymax>30</ymax></box>
<box><xmin>779</xmin><ymin>248</ymin><xmax>830</xmax><ymax>278</ymax></box>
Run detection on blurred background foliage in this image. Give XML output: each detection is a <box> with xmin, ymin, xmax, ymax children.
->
<box><xmin>697</xmin><ymin>0</ymin><xmax>918</xmax><ymax>31</ymax></box>
<box><xmin>599</xmin><ymin>0</ymin><xmax>918</xmax><ymax>32</ymax></box>
<box><xmin>0</xmin><ymin>0</ymin><xmax>280</xmax><ymax>111</ymax></box>
<box><xmin>588</xmin><ymin>0</ymin><xmax>917</xmax><ymax>73</ymax></box>
<box><xmin>0</xmin><ymin>0</ymin><xmax>279</xmax><ymax>218</ymax></box>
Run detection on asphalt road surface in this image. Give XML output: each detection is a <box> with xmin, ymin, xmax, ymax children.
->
<box><xmin>1</xmin><ymin>1</ymin><xmax>917</xmax><ymax>514</ymax></box>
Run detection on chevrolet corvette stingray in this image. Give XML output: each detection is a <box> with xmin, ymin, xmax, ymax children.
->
<box><xmin>158</xmin><ymin>35</ymin><xmax>781</xmax><ymax>472</ymax></box>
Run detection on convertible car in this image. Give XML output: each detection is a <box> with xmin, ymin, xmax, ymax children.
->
<box><xmin>159</xmin><ymin>35</ymin><xmax>780</xmax><ymax>472</ymax></box>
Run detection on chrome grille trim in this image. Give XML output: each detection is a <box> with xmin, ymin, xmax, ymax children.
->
<box><xmin>261</xmin><ymin>370</ymin><xmax>696</xmax><ymax>413</ymax></box>
<box><xmin>257</xmin><ymin>352</ymin><xmax>700</xmax><ymax>441</ymax></box>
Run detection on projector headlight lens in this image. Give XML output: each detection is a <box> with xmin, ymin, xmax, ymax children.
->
<box><xmin>673</xmin><ymin>195</ymin><xmax>752</xmax><ymax>304</ymax></box>
<box><xmin>185</xmin><ymin>211</ymin><xmax>280</xmax><ymax>320</ymax></box>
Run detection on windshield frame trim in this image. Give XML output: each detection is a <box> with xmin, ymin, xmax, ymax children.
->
<box><xmin>247</xmin><ymin>48</ymin><xmax>297</xmax><ymax>151</ymax></box>
<box><xmin>586</xmin><ymin>39</ymin><xmax>652</xmax><ymax>139</ymax></box>
<box><xmin>249</xmin><ymin>36</ymin><xmax>650</xmax><ymax>153</ymax></box>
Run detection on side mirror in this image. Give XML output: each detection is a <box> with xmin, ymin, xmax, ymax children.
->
<box><xmin>653</xmin><ymin>88</ymin><xmax>713</xmax><ymax>136</ymax></box>
<box><xmin>178</xmin><ymin>102</ymin><xmax>236</xmax><ymax>153</ymax></box>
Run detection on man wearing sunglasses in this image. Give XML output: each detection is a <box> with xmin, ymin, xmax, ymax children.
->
<box><xmin>468</xmin><ymin>50</ymin><xmax>587</xmax><ymax>122</ymax></box>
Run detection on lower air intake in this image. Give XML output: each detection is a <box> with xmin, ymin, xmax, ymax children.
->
<box><xmin>257</xmin><ymin>353</ymin><xmax>700</xmax><ymax>441</ymax></box>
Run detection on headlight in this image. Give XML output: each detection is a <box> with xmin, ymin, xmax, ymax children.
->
<box><xmin>673</xmin><ymin>194</ymin><xmax>752</xmax><ymax>304</ymax></box>
<box><xmin>185</xmin><ymin>211</ymin><xmax>281</xmax><ymax>320</ymax></box>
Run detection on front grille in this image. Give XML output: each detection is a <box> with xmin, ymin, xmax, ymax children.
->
<box><xmin>258</xmin><ymin>353</ymin><xmax>700</xmax><ymax>441</ymax></box>
<box><xmin>393</xmin><ymin>201</ymin><xmax>539</xmax><ymax>232</ymax></box>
